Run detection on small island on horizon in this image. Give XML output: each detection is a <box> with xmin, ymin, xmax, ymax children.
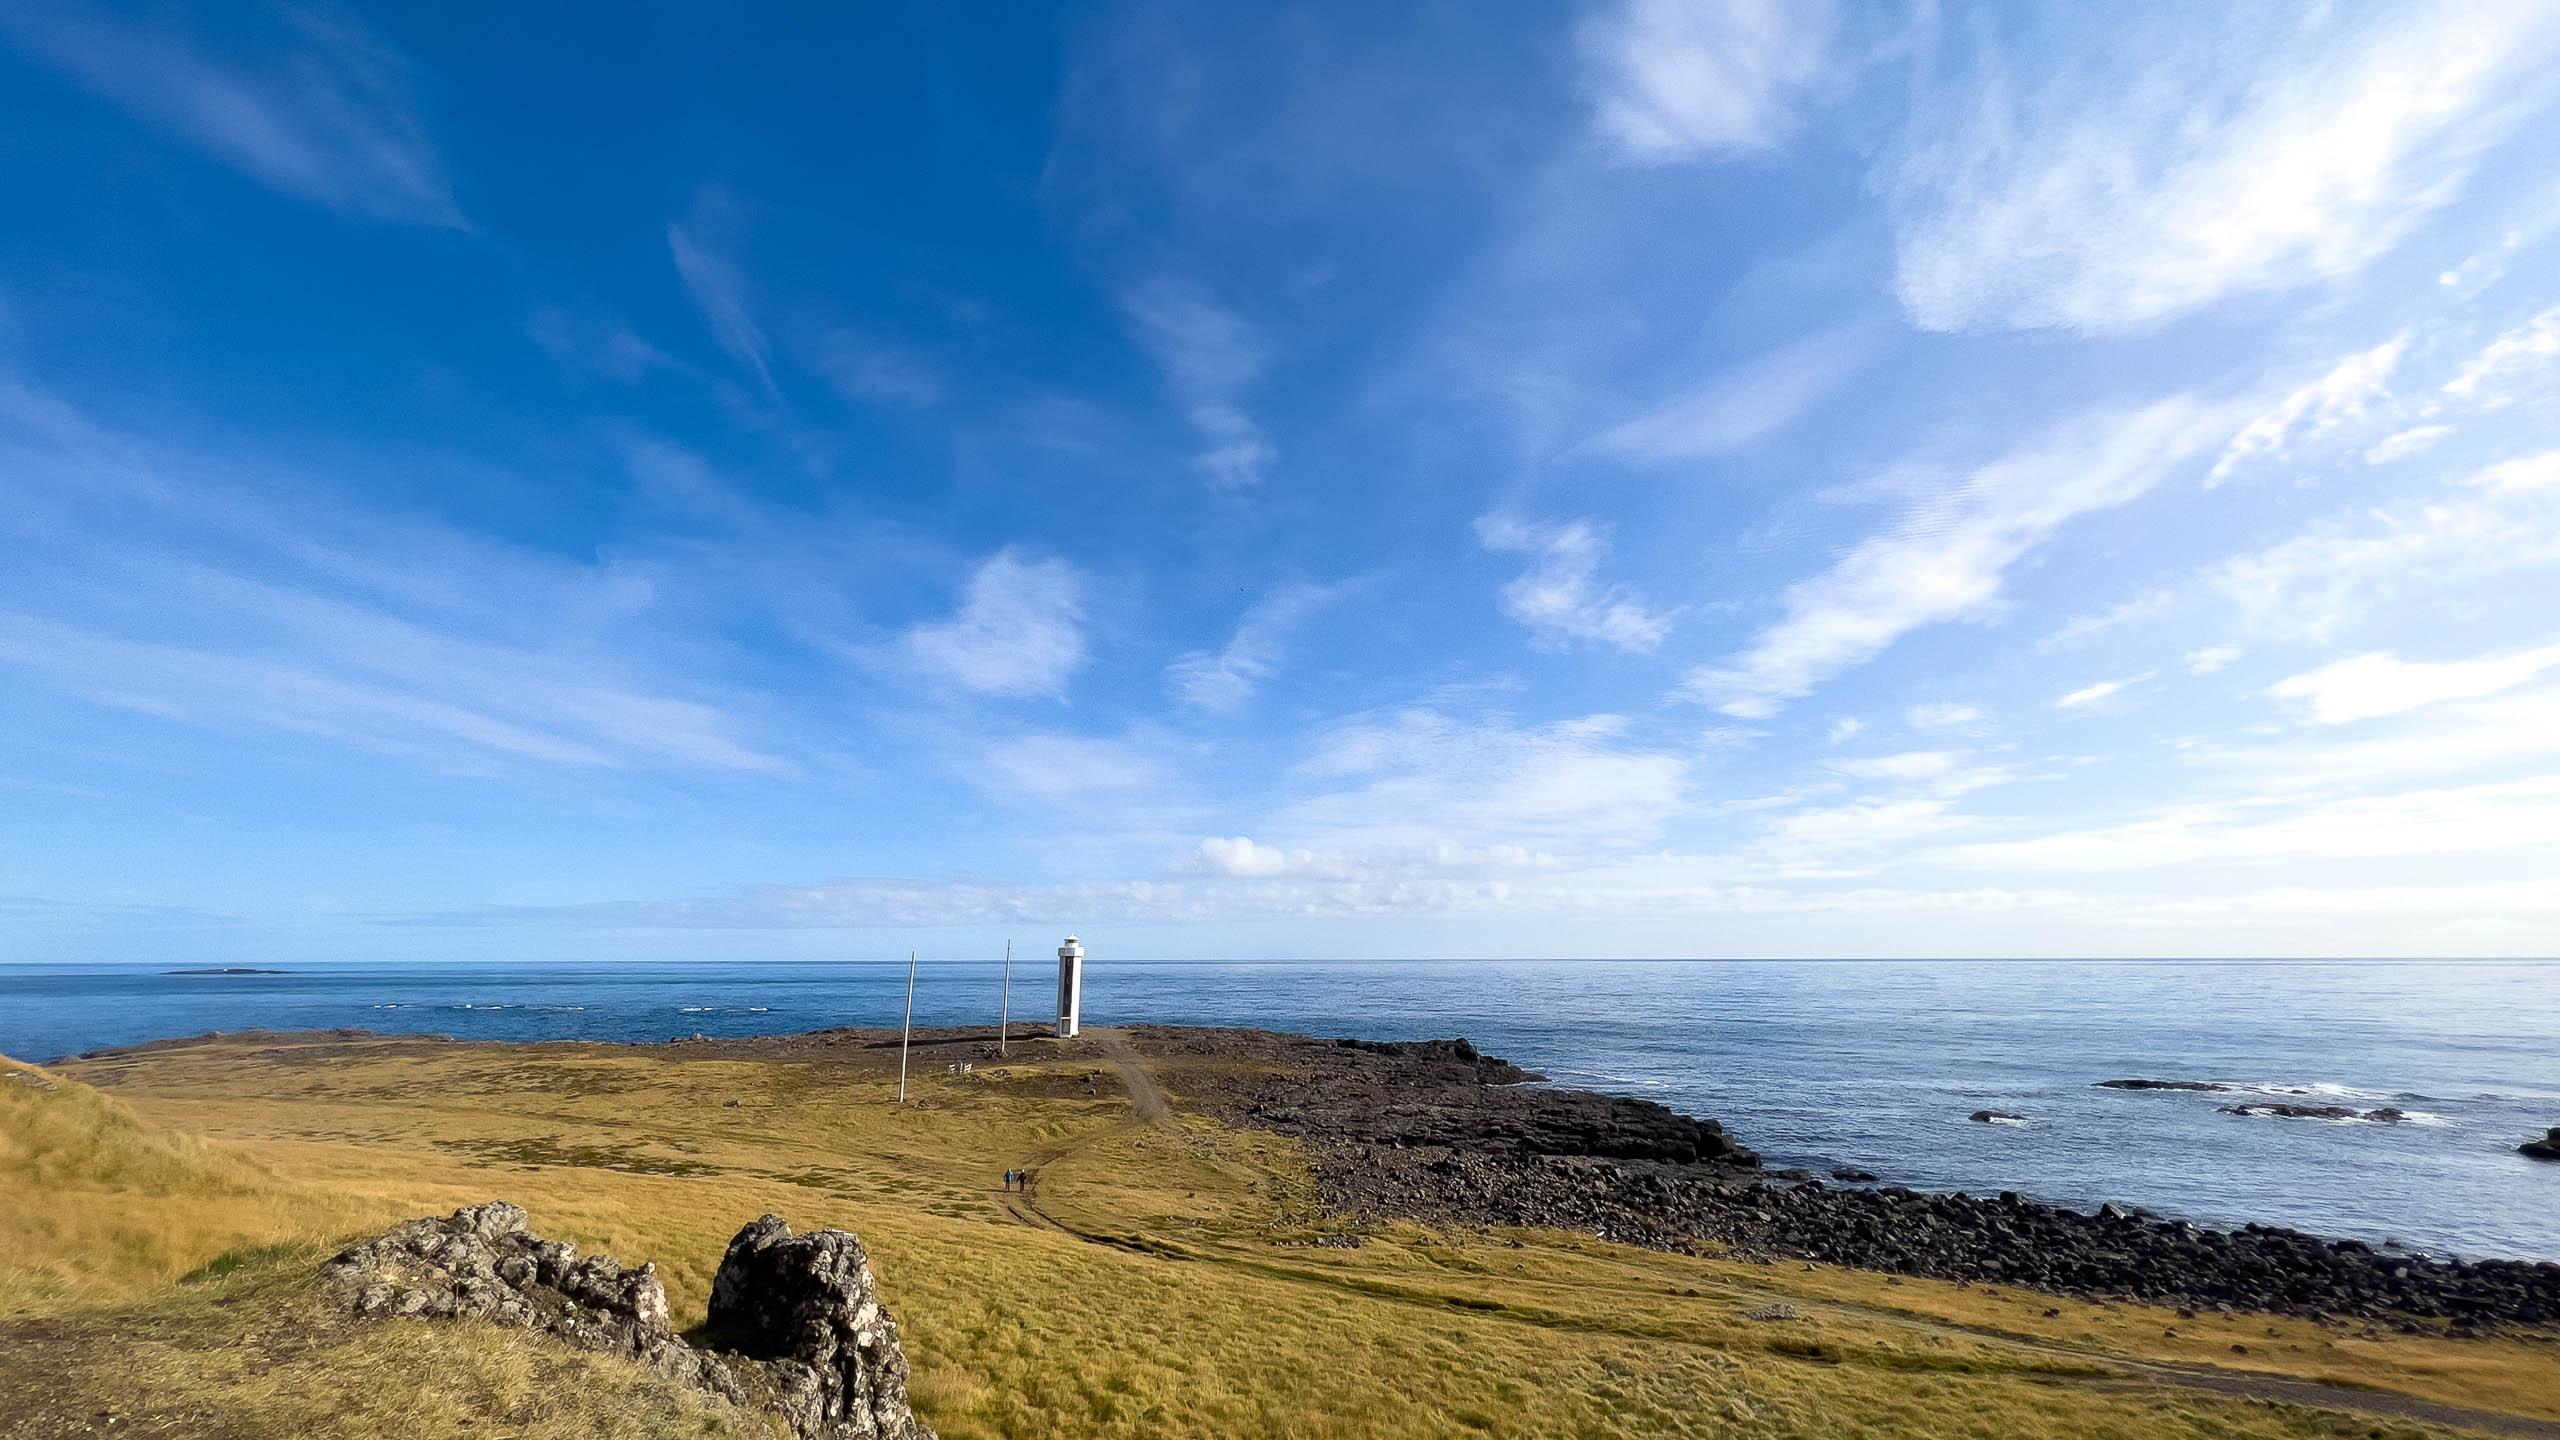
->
<box><xmin>162</xmin><ymin>967</ymin><xmax>291</xmax><ymax>975</ymax></box>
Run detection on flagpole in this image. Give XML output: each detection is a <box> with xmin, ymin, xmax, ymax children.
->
<box><xmin>898</xmin><ymin>949</ymin><xmax>916</xmax><ymax>1104</ymax></box>
<box><xmin>999</xmin><ymin>939</ymin><xmax>1012</xmax><ymax>1056</ymax></box>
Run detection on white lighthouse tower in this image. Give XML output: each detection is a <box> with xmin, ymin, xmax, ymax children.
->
<box><xmin>1055</xmin><ymin>935</ymin><xmax>1085</xmax><ymax>1038</ymax></box>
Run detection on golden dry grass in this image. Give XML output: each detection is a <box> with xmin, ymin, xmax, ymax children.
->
<box><xmin>5</xmin><ymin>1037</ymin><xmax>2554</xmax><ymax>1440</ymax></box>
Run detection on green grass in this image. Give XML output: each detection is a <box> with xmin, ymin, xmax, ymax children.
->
<box><xmin>6</xmin><ymin>1039</ymin><xmax>2552</xmax><ymax>1440</ymax></box>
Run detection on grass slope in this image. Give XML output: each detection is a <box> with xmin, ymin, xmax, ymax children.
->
<box><xmin>5</xmin><ymin>1037</ymin><xmax>2554</xmax><ymax>1440</ymax></box>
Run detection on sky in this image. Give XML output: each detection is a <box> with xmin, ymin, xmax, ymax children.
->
<box><xmin>4</xmin><ymin>0</ymin><xmax>2560</xmax><ymax>964</ymax></box>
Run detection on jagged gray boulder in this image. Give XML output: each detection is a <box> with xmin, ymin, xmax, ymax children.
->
<box><xmin>321</xmin><ymin>1203</ymin><xmax>932</xmax><ymax>1440</ymax></box>
<box><xmin>709</xmin><ymin>1214</ymin><xmax>930</xmax><ymax>1440</ymax></box>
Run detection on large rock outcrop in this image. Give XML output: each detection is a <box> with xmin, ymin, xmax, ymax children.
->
<box><xmin>321</xmin><ymin>1203</ymin><xmax>932</xmax><ymax>1440</ymax></box>
<box><xmin>709</xmin><ymin>1215</ymin><xmax>926</xmax><ymax>1440</ymax></box>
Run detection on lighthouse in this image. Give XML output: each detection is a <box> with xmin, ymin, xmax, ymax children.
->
<box><xmin>1055</xmin><ymin>935</ymin><xmax>1084</xmax><ymax>1038</ymax></box>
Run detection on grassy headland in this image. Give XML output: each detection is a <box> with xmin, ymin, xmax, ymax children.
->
<box><xmin>4</xmin><ymin>1028</ymin><xmax>2554</xmax><ymax>1439</ymax></box>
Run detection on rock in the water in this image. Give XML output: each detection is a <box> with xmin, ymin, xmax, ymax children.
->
<box><xmin>322</xmin><ymin>1204</ymin><xmax>932</xmax><ymax>1440</ymax></box>
<box><xmin>2523</xmin><ymin>1127</ymin><xmax>2560</xmax><ymax>1161</ymax></box>
<box><xmin>2095</xmin><ymin>1079</ymin><xmax>2230</xmax><ymax>1092</ymax></box>
<box><xmin>709</xmin><ymin>1215</ymin><xmax>932</xmax><ymax>1440</ymax></box>
<box><xmin>1970</xmin><ymin>1111</ymin><xmax>2028</xmax><ymax>1124</ymax></box>
<box><xmin>2219</xmin><ymin>1103</ymin><xmax>2404</xmax><ymax>1122</ymax></box>
<box><xmin>1830</xmin><ymin>1167</ymin><xmax>1879</xmax><ymax>1183</ymax></box>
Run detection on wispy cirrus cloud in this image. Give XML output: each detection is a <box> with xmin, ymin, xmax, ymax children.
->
<box><xmin>2210</xmin><ymin>335</ymin><xmax>2405</xmax><ymax>483</ymax></box>
<box><xmin>1476</xmin><ymin>515</ymin><xmax>1674</xmax><ymax>654</ymax></box>
<box><xmin>667</xmin><ymin>185</ymin><xmax>777</xmax><ymax>396</ymax></box>
<box><xmin>2210</xmin><ymin>449</ymin><xmax>2560</xmax><ymax>641</ymax></box>
<box><xmin>1935</xmin><ymin>774</ymin><xmax>2560</xmax><ymax>873</ymax></box>
<box><xmin>1580</xmin><ymin>0</ymin><xmax>1838</xmax><ymax>161</ymax></box>
<box><xmin>1167</xmin><ymin>582</ymin><xmax>1353</xmax><ymax>712</ymax></box>
<box><xmin>1889</xmin><ymin>4</ymin><xmax>2559</xmax><ymax>333</ymax></box>
<box><xmin>1592</xmin><ymin>321</ymin><xmax>1880</xmax><ymax>460</ymax></box>
<box><xmin>2057</xmin><ymin>672</ymin><xmax>2150</xmax><ymax>710</ymax></box>
<box><xmin>0</xmin><ymin>0</ymin><xmax>462</xmax><ymax>226</ymax></box>
<box><xmin>902</xmin><ymin>549</ymin><xmax>1089</xmax><ymax>699</ymax></box>
<box><xmin>2444</xmin><ymin>302</ymin><xmax>2560</xmax><ymax>406</ymax></box>
<box><xmin>0</xmin><ymin>381</ymin><xmax>793</xmax><ymax>777</ymax></box>
<box><xmin>1685</xmin><ymin>395</ymin><xmax>2228</xmax><ymax>717</ymax></box>
<box><xmin>1120</xmin><ymin>276</ymin><xmax>1274</xmax><ymax>489</ymax></box>
<box><xmin>1281</xmin><ymin>710</ymin><xmax>1690</xmax><ymax>853</ymax></box>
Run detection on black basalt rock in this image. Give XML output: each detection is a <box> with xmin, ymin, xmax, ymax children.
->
<box><xmin>2522</xmin><ymin>1127</ymin><xmax>2560</xmax><ymax>1161</ymax></box>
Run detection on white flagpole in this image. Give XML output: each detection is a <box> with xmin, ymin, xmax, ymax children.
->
<box><xmin>898</xmin><ymin>949</ymin><xmax>917</xmax><ymax>1104</ymax></box>
<box><xmin>999</xmin><ymin>939</ymin><xmax>1012</xmax><ymax>1056</ymax></box>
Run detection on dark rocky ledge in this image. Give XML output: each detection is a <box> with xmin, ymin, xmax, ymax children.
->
<box><xmin>1166</xmin><ymin>1029</ymin><xmax>2560</xmax><ymax>1329</ymax></box>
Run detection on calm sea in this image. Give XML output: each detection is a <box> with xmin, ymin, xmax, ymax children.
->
<box><xmin>4</xmin><ymin>958</ymin><xmax>2554</xmax><ymax>1261</ymax></box>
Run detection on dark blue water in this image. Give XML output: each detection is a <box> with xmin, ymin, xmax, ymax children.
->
<box><xmin>5</xmin><ymin>958</ymin><xmax>2555</xmax><ymax>1260</ymax></box>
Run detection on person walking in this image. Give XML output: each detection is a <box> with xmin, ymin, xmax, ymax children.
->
<box><xmin>1002</xmin><ymin>1168</ymin><xmax>1015</xmax><ymax>1191</ymax></box>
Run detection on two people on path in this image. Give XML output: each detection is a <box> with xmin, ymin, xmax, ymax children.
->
<box><xmin>1001</xmin><ymin>1168</ymin><xmax>1037</xmax><ymax>1193</ymax></box>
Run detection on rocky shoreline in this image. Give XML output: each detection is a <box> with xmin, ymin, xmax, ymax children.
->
<box><xmin>1128</xmin><ymin>1026</ymin><xmax>2560</xmax><ymax>1330</ymax></box>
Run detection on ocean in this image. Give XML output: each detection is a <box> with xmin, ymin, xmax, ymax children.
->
<box><xmin>5</xmin><ymin>957</ymin><xmax>2554</xmax><ymax>1262</ymax></box>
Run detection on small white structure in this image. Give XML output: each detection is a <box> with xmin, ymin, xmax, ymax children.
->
<box><xmin>1055</xmin><ymin>934</ymin><xmax>1085</xmax><ymax>1038</ymax></box>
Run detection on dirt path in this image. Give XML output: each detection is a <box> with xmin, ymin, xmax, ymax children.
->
<box><xmin>1085</xmin><ymin>1027</ymin><xmax>1171</xmax><ymax>1127</ymax></box>
<box><xmin>995</xmin><ymin>1028</ymin><xmax>1170</xmax><ymax>1234</ymax></box>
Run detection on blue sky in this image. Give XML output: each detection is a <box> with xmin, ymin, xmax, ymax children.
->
<box><xmin>4</xmin><ymin>0</ymin><xmax>2559</xmax><ymax>963</ymax></box>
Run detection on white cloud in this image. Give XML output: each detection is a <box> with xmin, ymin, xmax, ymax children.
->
<box><xmin>2268</xmin><ymin>643</ymin><xmax>2560</xmax><ymax>724</ymax></box>
<box><xmin>1581</xmin><ymin>0</ymin><xmax>1837</xmax><ymax>160</ymax></box>
<box><xmin>2364</xmin><ymin>425</ymin><xmax>2452</xmax><ymax>464</ymax></box>
<box><xmin>1890</xmin><ymin>6</ymin><xmax>2558</xmax><ymax>333</ymax></box>
<box><xmin>667</xmin><ymin>187</ymin><xmax>776</xmax><ymax>395</ymax></box>
<box><xmin>2036</xmin><ymin>588</ymin><xmax>2177</xmax><ymax>652</ymax></box>
<box><xmin>903</xmin><ymin>549</ymin><xmax>1088</xmax><ymax>698</ymax></box>
<box><xmin>2443</xmin><ymin>303</ymin><xmax>2560</xmax><ymax>405</ymax></box>
<box><xmin>1936</xmin><ymin>774</ymin><xmax>2560</xmax><ymax>872</ymax></box>
<box><xmin>2210</xmin><ymin>454</ymin><xmax>2560</xmax><ymax>640</ymax></box>
<box><xmin>0</xmin><ymin>609</ymin><xmax>788</xmax><ymax>776</ymax></box>
<box><xmin>1685</xmin><ymin>395</ymin><xmax>2225</xmax><ymax>716</ymax></box>
<box><xmin>1592</xmin><ymin>323</ymin><xmax>1877</xmax><ymax>459</ymax></box>
<box><xmin>0</xmin><ymin>0</ymin><xmax>461</xmax><ymax>226</ymax></box>
<box><xmin>1121</xmin><ymin>277</ymin><xmax>1274</xmax><ymax>489</ymax></box>
<box><xmin>1476</xmin><ymin>515</ymin><xmax>1673</xmax><ymax>653</ymax></box>
<box><xmin>1754</xmin><ymin>795</ymin><xmax>1971</xmax><ymax>873</ymax></box>
<box><xmin>2467</xmin><ymin>450</ymin><xmax>2560</xmax><ymax>494</ymax></box>
<box><xmin>2184</xmin><ymin>645</ymin><xmax>2241</xmax><ymax>675</ymax></box>
<box><xmin>1167</xmin><ymin>582</ymin><xmax>1347</xmax><ymax>712</ymax></box>
<box><xmin>0</xmin><ymin>384</ymin><xmax>806</xmax><ymax>779</ymax></box>
<box><xmin>1187</xmin><ymin>836</ymin><xmax>1353</xmax><ymax>879</ymax></box>
<box><xmin>980</xmin><ymin>733</ymin><xmax>1160</xmax><ymax>797</ymax></box>
<box><xmin>2210</xmin><ymin>683</ymin><xmax>2560</xmax><ymax>791</ymax></box>
<box><xmin>2210</xmin><ymin>336</ymin><xmax>2405</xmax><ymax>483</ymax></box>
<box><xmin>1280</xmin><ymin>711</ymin><xmax>1689</xmax><ymax>852</ymax></box>
<box><xmin>1825</xmin><ymin>750</ymin><xmax>1957</xmax><ymax>781</ymax></box>
<box><xmin>1825</xmin><ymin>717</ymin><xmax>1863</xmax><ymax>743</ymax></box>
<box><xmin>2058</xmin><ymin>673</ymin><xmax>2148</xmax><ymax>709</ymax></box>
<box><xmin>1906</xmin><ymin>702</ymin><xmax>1984</xmax><ymax>729</ymax></box>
